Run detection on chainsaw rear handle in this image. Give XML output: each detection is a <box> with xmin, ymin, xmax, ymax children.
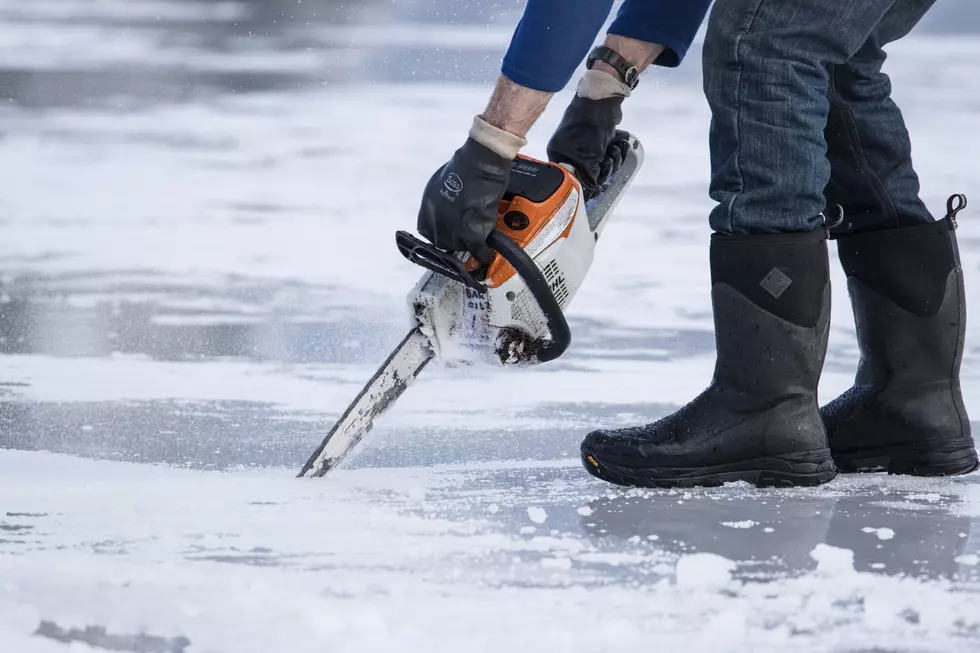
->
<box><xmin>394</xmin><ymin>230</ymin><xmax>571</xmax><ymax>362</ymax></box>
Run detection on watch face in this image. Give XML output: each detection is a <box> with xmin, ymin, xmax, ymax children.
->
<box><xmin>625</xmin><ymin>66</ymin><xmax>639</xmax><ymax>89</ymax></box>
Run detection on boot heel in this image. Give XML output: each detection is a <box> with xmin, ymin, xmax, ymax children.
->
<box><xmin>836</xmin><ymin>444</ymin><xmax>979</xmax><ymax>477</ymax></box>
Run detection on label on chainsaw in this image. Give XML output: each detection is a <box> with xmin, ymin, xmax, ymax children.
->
<box><xmin>523</xmin><ymin>188</ymin><xmax>578</xmax><ymax>260</ymax></box>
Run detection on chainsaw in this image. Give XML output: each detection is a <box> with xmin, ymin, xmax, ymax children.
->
<box><xmin>298</xmin><ymin>134</ymin><xmax>644</xmax><ymax>478</ymax></box>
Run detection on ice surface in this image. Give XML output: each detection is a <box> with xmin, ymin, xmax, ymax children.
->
<box><xmin>2</xmin><ymin>1</ymin><xmax>980</xmax><ymax>651</ymax></box>
<box><xmin>3</xmin><ymin>451</ymin><xmax>979</xmax><ymax>653</ymax></box>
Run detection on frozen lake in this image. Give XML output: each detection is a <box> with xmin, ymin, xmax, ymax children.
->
<box><xmin>2</xmin><ymin>1</ymin><xmax>979</xmax><ymax>651</ymax></box>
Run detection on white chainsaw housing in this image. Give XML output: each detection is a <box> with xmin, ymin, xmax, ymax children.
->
<box><xmin>408</xmin><ymin>137</ymin><xmax>643</xmax><ymax>366</ymax></box>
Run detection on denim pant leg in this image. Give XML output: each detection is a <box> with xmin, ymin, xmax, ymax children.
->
<box><xmin>825</xmin><ymin>0</ymin><xmax>936</xmax><ymax>234</ymax></box>
<box><xmin>703</xmin><ymin>0</ymin><xmax>902</xmax><ymax>235</ymax></box>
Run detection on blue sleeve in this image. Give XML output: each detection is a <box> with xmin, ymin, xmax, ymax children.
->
<box><xmin>500</xmin><ymin>0</ymin><xmax>713</xmax><ymax>93</ymax></box>
<box><xmin>501</xmin><ymin>0</ymin><xmax>615</xmax><ymax>94</ymax></box>
<box><xmin>609</xmin><ymin>0</ymin><xmax>714</xmax><ymax>68</ymax></box>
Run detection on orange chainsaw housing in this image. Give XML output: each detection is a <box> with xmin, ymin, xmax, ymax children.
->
<box><xmin>465</xmin><ymin>155</ymin><xmax>580</xmax><ymax>289</ymax></box>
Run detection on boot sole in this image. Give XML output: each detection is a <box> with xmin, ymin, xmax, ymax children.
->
<box><xmin>833</xmin><ymin>443</ymin><xmax>979</xmax><ymax>477</ymax></box>
<box><xmin>581</xmin><ymin>449</ymin><xmax>838</xmax><ymax>489</ymax></box>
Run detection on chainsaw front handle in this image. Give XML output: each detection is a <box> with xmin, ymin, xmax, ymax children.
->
<box><xmin>394</xmin><ymin>229</ymin><xmax>571</xmax><ymax>362</ymax></box>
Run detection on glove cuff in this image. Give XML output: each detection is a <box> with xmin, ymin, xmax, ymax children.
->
<box><xmin>469</xmin><ymin>115</ymin><xmax>526</xmax><ymax>160</ymax></box>
<box><xmin>576</xmin><ymin>69</ymin><xmax>632</xmax><ymax>101</ymax></box>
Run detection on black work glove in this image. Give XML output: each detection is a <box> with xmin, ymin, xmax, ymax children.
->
<box><xmin>546</xmin><ymin>95</ymin><xmax>628</xmax><ymax>201</ymax></box>
<box><xmin>417</xmin><ymin>137</ymin><xmax>510</xmax><ymax>265</ymax></box>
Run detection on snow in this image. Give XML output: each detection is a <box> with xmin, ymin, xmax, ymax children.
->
<box><xmin>721</xmin><ymin>520</ymin><xmax>758</xmax><ymax>529</ymax></box>
<box><xmin>908</xmin><ymin>493</ymin><xmax>944</xmax><ymax>503</ymax></box>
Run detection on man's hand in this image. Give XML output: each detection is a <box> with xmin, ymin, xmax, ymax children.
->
<box><xmin>548</xmin><ymin>35</ymin><xmax>661</xmax><ymax>199</ymax></box>
<box><xmin>417</xmin><ymin>77</ymin><xmax>548</xmax><ymax>264</ymax></box>
<box><xmin>416</xmin><ymin>137</ymin><xmax>511</xmax><ymax>265</ymax></box>
<box><xmin>547</xmin><ymin>94</ymin><xmax>626</xmax><ymax>200</ymax></box>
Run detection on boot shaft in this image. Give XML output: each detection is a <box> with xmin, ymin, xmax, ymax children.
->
<box><xmin>709</xmin><ymin>231</ymin><xmax>831</xmax><ymax>399</ymax></box>
<box><xmin>835</xmin><ymin>215</ymin><xmax>966</xmax><ymax>386</ymax></box>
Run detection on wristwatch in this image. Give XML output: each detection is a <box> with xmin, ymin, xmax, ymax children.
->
<box><xmin>586</xmin><ymin>45</ymin><xmax>640</xmax><ymax>90</ymax></box>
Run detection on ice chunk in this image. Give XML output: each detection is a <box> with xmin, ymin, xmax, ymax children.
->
<box><xmin>674</xmin><ymin>553</ymin><xmax>736</xmax><ymax>589</ymax></box>
<box><xmin>576</xmin><ymin>506</ymin><xmax>594</xmax><ymax>517</ymax></box>
<box><xmin>955</xmin><ymin>554</ymin><xmax>979</xmax><ymax>566</ymax></box>
<box><xmin>721</xmin><ymin>520</ymin><xmax>757</xmax><ymax>529</ymax></box>
<box><xmin>810</xmin><ymin>543</ymin><xmax>855</xmax><ymax>574</ymax></box>
<box><xmin>527</xmin><ymin>506</ymin><xmax>547</xmax><ymax>524</ymax></box>
<box><xmin>862</xmin><ymin>527</ymin><xmax>896</xmax><ymax>541</ymax></box>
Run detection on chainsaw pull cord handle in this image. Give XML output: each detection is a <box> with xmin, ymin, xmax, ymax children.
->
<box><xmin>485</xmin><ymin>229</ymin><xmax>571</xmax><ymax>362</ymax></box>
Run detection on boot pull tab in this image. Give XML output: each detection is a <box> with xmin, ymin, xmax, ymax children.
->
<box><xmin>824</xmin><ymin>204</ymin><xmax>845</xmax><ymax>238</ymax></box>
<box><xmin>945</xmin><ymin>194</ymin><xmax>967</xmax><ymax>228</ymax></box>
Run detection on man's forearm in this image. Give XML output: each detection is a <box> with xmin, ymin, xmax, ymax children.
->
<box><xmin>481</xmin><ymin>75</ymin><xmax>553</xmax><ymax>138</ymax></box>
<box><xmin>481</xmin><ymin>34</ymin><xmax>663</xmax><ymax>139</ymax></box>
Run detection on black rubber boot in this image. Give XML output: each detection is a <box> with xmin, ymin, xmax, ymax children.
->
<box><xmin>821</xmin><ymin>196</ymin><xmax>978</xmax><ymax>476</ymax></box>
<box><xmin>581</xmin><ymin>230</ymin><xmax>838</xmax><ymax>488</ymax></box>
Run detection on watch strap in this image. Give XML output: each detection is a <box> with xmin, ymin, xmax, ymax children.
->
<box><xmin>586</xmin><ymin>45</ymin><xmax>640</xmax><ymax>90</ymax></box>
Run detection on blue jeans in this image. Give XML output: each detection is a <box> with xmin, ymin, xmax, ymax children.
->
<box><xmin>703</xmin><ymin>0</ymin><xmax>936</xmax><ymax>235</ymax></box>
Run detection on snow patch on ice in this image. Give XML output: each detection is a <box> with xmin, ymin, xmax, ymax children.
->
<box><xmin>956</xmin><ymin>555</ymin><xmax>979</xmax><ymax>567</ymax></box>
<box><xmin>576</xmin><ymin>506</ymin><xmax>594</xmax><ymax>517</ymax></box>
<box><xmin>721</xmin><ymin>520</ymin><xmax>757</xmax><ymax>529</ymax></box>
<box><xmin>907</xmin><ymin>493</ymin><xmax>943</xmax><ymax>502</ymax></box>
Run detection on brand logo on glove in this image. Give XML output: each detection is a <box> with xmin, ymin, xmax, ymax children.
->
<box><xmin>440</xmin><ymin>172</ymin><xmax>463</xmax><ymax>202</ymax></box>
<box><xmin>444</xmin><ymin>173</ymin><xmax>463</xmax><ymax>193</ymax></box>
